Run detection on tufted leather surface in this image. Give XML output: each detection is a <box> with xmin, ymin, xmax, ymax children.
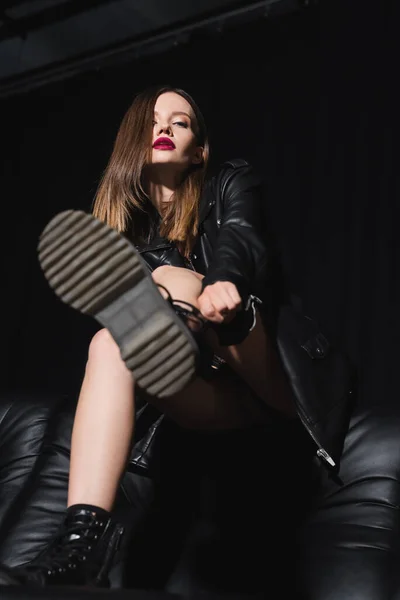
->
<box><xmin>0</xmin><ymin>390</ymin><xmax>156</xmax><ymax>583</ymax></box>
<box><xmin>1</xmin><ymin>390</ymin><xmax>400</xmax><ymax>599</ymax></box>
<box><xmin>0</xmin><ymin>391</ymin><xmax>68</xmax><ymax>567</ymax></box>
<box><xmin>297</xmin><ymin>403</ymin><xmax>400</xmax><ymax>600</ymax></box>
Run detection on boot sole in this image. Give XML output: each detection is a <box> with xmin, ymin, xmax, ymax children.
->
<box><xmin>38</xmin><ymin>210</ymin><xmax>198</xmax><ymax>398</ymax></box>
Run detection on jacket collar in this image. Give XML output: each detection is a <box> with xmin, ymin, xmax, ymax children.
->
<box><xmin>138</xmin><ymin>232</ymin><xmax>171</xmax><ymax>252</ymax></box>
<box><xmin>139</xmin><ymin>176</ymin><xmax>215</xmax><ymax>251</ymax></box>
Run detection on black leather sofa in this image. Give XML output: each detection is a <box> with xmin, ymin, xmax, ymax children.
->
<box><xmin>1</xmin><ymin>384</ymin><xmax>400</xmax><ymax>600</ymax></box>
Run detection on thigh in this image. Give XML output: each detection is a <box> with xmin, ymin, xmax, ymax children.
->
<box><xmin>206</xmin><ymin>309</ymin><xmax>297</xmax><ymax>418</ymax></box>
<box><xmin>138</xmin><ymin>367</ymin><xmax>273</xmax><ymax>432</ymax></box>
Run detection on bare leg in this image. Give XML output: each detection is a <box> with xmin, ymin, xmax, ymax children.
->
<box><xmin>67</xmin><ymin>328</ymin><xmax>134</xmax><ymax>511</ymax></box>
<box><xmin>205</xmin><ymin>316</ymin><xmax>296</xmax><ymax>417</ymax></box>
<box><xmin>67</xmin><ymin>267</ymin><xmax>209</xmax><ymax>511</ymax></box>
<box><xmin>154</xmin><ymin>265</ymin><xmax>296</xmax><ymax>417</ymax></box>
<box><xmin>67</xmin><ymin>265</ymin><xmax>293</xmax><ymax>513</ymax></box>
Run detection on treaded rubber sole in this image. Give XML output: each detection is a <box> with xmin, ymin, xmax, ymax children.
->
<box><xmin>38</xmin><ymin>210</ymin><xmax>198</xmax><ymax>398</ymax></box>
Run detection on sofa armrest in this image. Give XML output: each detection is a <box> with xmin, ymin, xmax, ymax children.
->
<box><xmin>0</xmin><ymin>390</ymin><xmax>72</xmax><ymax>567</ymax></box>
<box><xmin>298</xmin><ymin>404</ymin><xmax>400</xmax><ymax>600</ymax></box>
<box><xmin>0</xmin><ymin>389</ymin><xmax>160</xmax><ymax>582</ymax></box>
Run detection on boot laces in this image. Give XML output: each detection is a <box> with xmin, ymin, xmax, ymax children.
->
<box><xmin>157</xmin><ymin>284</ymin><xmax>209</xmax><ymax>333</ymax></box>
<box><xmin>29</xmin><ymin>521</ymin><xmax>103</xmax><ymax>576</ymax></box>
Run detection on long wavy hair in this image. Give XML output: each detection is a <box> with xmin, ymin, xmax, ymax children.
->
<box><xmin>92</xmin><ymin>85</ymin><xmax>210</xmax><ymax>257</ymax></box>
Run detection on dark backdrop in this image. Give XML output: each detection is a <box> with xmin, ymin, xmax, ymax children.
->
<box><xmin>1</xmin><ymin>0</ymin><xmax>399</xmax><ymax>410</ymax></box>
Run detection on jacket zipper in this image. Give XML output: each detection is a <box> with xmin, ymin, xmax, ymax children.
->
<box><xmin>183</xmin><ymin>255</ymin><xmax>336</xmax><ymax>468</ymax></box>
<box><xmin>295</xmin><ymin>403</ymin><xmax>336</xmax><ymax>468</ymax></box>
<box><xmin>184</xmin><ymin>254</ymin><xmax>336</xmax><ymax>467</ymax></box>
<box><xmin>155</xmin><ymin>249</ymin><xmax>335</xmax><ymax>468</ymax></box>
<box><xmin>139</xmin><ymin>243</ymin><xmax>336</xmax><ymax>468</ymax></box>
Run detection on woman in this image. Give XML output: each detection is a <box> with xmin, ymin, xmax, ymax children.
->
<box><xmin>1</xmin><ymin>85</ymin><xmax>298</xmax><ymax>587</ymax></box>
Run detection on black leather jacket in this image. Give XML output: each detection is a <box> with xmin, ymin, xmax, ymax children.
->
<box><xmin>129</xmin><ymin>159</ymin><xmax>355</xmax><ymax>475</ymax></box>
<box><xmin>135</xmin><ymin>158</ymin><xmax>268</xmax><ymax>306</ymax></box>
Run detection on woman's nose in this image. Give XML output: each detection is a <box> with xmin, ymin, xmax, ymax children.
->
<box><xmin>157</xmin><ymin>123</ymin><xmax>172</xmax><ymax>135</ymax></box>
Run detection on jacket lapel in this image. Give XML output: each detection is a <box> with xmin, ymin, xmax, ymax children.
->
<box><xmin>137</xmin><ymin>232</ymin><xmax>172</xmax><ymax>253</ymax></box>
<box><xmin>137</xmin><ymin>178</ymin><xmax>215</xmax><ymax>253</ymax></box>
<box><xmin>197</xmin><ymin>178</ymin><xmax>216</xmax><ymax>227</ymax></box>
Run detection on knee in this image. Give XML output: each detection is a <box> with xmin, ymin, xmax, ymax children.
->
<box><xmin>87</xmin><ymin>328</ymin><xmax>120</xmax><ymax>364</ymax></box>
<box><xmin>152</xmin><ymin>265</ymin><xmax>204</xmax><ymax>289</ymax></box>
<box><xmin>152</xmin><ymin>265</ymin><xmax>176</xmax><ymax>283</ymax></box>
<box><xmin>152</xmin><ymin>265</ymin><xmax>203</xmax><ymax>308</ymax></box>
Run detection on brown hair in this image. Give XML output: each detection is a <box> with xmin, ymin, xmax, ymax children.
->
<box><xmin>92</xmin><ymin>85</ymin><xmax>210</xmax><ymax>257</ymax></box>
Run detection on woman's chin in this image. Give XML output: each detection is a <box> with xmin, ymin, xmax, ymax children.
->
<box><xmin>150</xmin><ymin>157</ymin><xmax>188</xmax><ymax>172</ymax></box>
<box><xmin>151</xmin><ymin>150</ymin><xmax>178</xmax><ymax>162</ymax></box>
<box><xmin>146</xmin><ymin>160</ymin><xmax>187</xmax><ymax>184</ymax></box>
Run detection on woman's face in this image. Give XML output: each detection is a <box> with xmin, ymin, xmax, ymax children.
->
<box><xmin>151</xmin><ymin>92</ymin><xmax>203</xmax><ymax>173</ymax></box>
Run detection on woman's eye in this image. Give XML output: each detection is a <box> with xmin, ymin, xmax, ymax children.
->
<box><xmin>173</xmin><ymin>121</ymin><xmax>188</xmax><ymax>128</ymax></box>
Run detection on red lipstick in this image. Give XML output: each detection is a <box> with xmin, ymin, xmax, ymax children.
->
<box><xmin>153</xmin><ymin>137</ymin><xmax>175</xmax><ymax>150</ymax></box>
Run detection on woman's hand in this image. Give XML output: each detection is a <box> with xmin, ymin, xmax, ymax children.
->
<box><xmin>197</xmin><ymin>281</ymin><xmax>242</xmax><ymax>324</ymax></box>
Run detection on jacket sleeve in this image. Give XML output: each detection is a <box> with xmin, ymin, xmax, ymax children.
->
<box><xmin>201</xmin><ymin>161</ymin><xmax>269</xmax><ymax>303</ymax></box>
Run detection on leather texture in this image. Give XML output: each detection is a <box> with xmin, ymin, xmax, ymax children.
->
<box><xmin>129</xmin><ymin>159</ymin><xmax>356</xmax><ymax>473</ymax></box>
<box><xmin>297</xmin><ymin>403</ymin><xmax>400</xmax><ymax>600</ymax></box>
<box><xmin>1</xmin><ymin>391</ymin><xmax>400</xmax><ymax>599</ymax></box>
<box><xmin>0</xmin><ymin>161</ymin><xmax>378</xmax><ymax>598</ymax></box>
<box><xmin>0</xmin><ymin>391</ymin><xmax>155</xmax><ymax>579</ymax></box>
<box><xmin>0</xmin><ymin>507</ymin><xmax>124</xmax><ymax>587</ymax></box>
<box><xmin>135</xmin><ymin>158</ymin><xmax>268</xmax><ymax>304</ymax></box>
<box><xmin>276</xmin><ymin>302</ymin><xmax>356</xmax><ymax>469</ymax></box>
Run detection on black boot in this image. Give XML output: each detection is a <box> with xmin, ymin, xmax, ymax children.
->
<box><xmin>38</xmin><ymin>210</ymin><xmax>202</xmax><ymax>398</ymax></box>
<box><xmin>0</xmin><ymin>505</ymin><xmax>124</xmax><ymax>587</ymax></box>
<box><xmin>164</xmin><ymin>294</ymin><xmax>217</xmax><ymax>380</ymax></box>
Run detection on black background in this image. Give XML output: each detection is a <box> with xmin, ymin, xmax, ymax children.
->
<box><xmin>1</xmin><ymin>0</ymin><xmax>399</xmax><ymax>411</ymax></box>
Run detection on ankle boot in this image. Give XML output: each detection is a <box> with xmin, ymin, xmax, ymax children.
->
<box><xmin>0</xmin><ymin>506</ymin><xmax>124</xmax><ymax>587</ymax></box>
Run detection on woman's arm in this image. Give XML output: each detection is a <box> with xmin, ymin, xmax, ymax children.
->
<box><xmin>201</xmin><ymin>162</ymin><xmax>269</xmax><ymax>304</ymax></box>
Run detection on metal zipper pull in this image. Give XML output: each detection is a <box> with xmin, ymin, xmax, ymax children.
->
<box><xmin>316</xmin><ymin>448</ymin><xmax>336</xmax><ymax>468</ymax></box>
